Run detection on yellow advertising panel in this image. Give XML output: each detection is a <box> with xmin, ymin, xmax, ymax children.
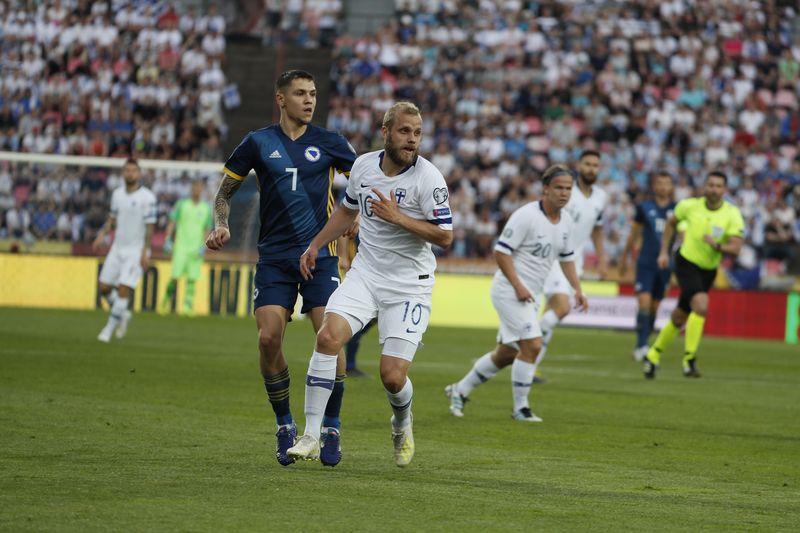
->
<box><xmin>0</xmin><ymin>254</ymin><xmax>619</xmax><ymax>330</ymax></box>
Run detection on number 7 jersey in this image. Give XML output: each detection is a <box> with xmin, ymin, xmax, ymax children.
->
<box><xmin>342</xmin><ymin>150</ymin><xmax>452</xmax><ymax>291</ymax></box>
<box><xmin>223</xmin><ymin>123</ymin><xmax>356</xmax><ymax>260</ymax></box>
<box><xmin>493</xmin><ymin>201</ymin><xmax>575</xmax><ymax>296</ymax></box>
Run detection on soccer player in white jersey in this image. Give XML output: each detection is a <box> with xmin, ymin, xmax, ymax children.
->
<box><xmin>93</xmin><ymin>159</ymin><xmax>156</xmax><ymax>342</ymax></box>
<box><xmin>537</xmin><ymin>150</ymin><xmax>608</xmax><ymax>368</ymax></box>
<box><xmin>287</xmin><ymin>102</ymin><xmax>453</xmax><ymax>467</ymax></box>
<box><xmin>445</xmin><ymin>165</ymin><xmax>588</xmax><ymax>422</ymax></box>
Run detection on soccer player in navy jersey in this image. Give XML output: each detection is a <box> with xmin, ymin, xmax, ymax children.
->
<box><xmin>206</xmin><ymin>70</ymin><xmax>356</xmax><ymax>467</ymax></box>
<box><xmin>619</xmin><ymin>172</ymin><xmax>676</xmax><ymax>362</ymax></box>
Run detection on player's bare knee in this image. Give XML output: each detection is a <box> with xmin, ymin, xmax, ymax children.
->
<box><xmin>517</xmin><ymin>339</ymin><xmax>541</xmax><ymax>363</ymax></box>
<box><xmin>493</xmin><ymin>344</ymin><xmax>517</xmax><ymax>367</ymax></box>
<box><xmin>691</xmin><ymin>293</ymin><xmax>709</xmax><ymax>316</ymax></box>
<box><xmin>315</xmin><ymin>326</ymin><xmax>344</xmax><ymax>354</ymax></box>
<box><xmin>258</xmin><ymin>328</ymin><xmax>282</xmax><ymax>355</ymax></box>
<box><xmin>380</xmin><ymin>366</ymin><xmax>406</xmax><ymax>393</ymax></box>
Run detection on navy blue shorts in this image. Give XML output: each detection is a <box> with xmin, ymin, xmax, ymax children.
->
<box><xmin>634</xmin><ymin>263</ymin><xmax>672</xmax><ymax>300</ymax></box>
<box><xmin>253</xmin><ymin>256</ymin><xmax>340</xmax><ymax>314</ymax></box>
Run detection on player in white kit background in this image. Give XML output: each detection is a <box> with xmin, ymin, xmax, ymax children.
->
<box><xmin>287</xmin><ymin>102</ymin><xmax>453</xmax><ymax>467</ymax></box>
<box><xmin>538</xmin><ymin>151</ymin><xmax>608</xmax><ymax>368</ymax></box>
<box><xmin>446</xmin><ymin>164</ymin><xmax>588</xmax><ymax>422</ymax></box>
<box><xmin>93</xmin><ymin>158</ymin><xmax>157</xmax><ymax>343</ymax></box>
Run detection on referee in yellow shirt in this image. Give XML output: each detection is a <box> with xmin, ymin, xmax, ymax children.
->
<box><xmin>644</xmin><ymin>171</ymin><xmax>744</xmax><ymax>379</ymax></box>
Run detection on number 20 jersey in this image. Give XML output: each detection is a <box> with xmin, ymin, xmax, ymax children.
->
<box><xmin>493</xmin><ymin>201</ymin><xmax>575</xmax><ymax>296</ymax></box>
<box><xmin>342</xmin><ymin>150</ymin><xmax>452</xmax><ymax>292</ymax></box>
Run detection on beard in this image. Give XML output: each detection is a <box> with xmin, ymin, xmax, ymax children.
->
<box><xmin>579</xmin><ymin>172</ymin><xmax>598</xmax><ymax>185</ymax></box>
<box><xmin>385</xmin><ymin>135</ymin><xmax>418</xmax><ymax>168</ymax></box>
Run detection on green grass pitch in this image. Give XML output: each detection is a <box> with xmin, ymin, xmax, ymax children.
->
<box><xmin>1</xmin><ymin>307</ymin><xmax>798</xmax><ymax>531</ymax></box>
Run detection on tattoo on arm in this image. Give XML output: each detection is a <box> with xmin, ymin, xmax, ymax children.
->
<box><xmin>214</xmin><ymin>176</ymin><xmax>243</xmax><ymax>229</ymax></box>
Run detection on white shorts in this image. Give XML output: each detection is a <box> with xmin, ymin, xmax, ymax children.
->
<box><xmin>543</xmin><ymin>263</ymin><xmax>575</xmax><ymax>298</ymax></box>
<box><xmin>490</xmin><ymin>284</ymin><xmax>542</xmax><ymax>347</ymax></box>
<box><xmin>99</xmin><ymin>248</ymin><xmax>143</xmax><ymax>289</ymax></box>
<box><xmin>325</xmin><ymin>267</ymin><xmax>431</xmax><ymax>360</ymax></box>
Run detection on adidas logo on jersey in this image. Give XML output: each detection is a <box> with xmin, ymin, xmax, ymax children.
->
<box><xmin>269</xmin><ymin>150</ymin><xmax>281</xmax><ymax>159</ymax></box>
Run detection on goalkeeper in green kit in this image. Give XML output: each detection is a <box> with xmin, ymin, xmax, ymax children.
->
<box><xmin>160</xmin><ymin>180</ymin><xmax>213</xmax><ymax>315</ymax></box>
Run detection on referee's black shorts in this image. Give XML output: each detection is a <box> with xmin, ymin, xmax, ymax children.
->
<box><xmin>674</xmin><ymin>252</ymin><xmax>717</xmax><ymax>313</ymax></box>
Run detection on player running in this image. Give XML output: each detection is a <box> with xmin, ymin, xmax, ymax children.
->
<box><xmin>287</xmin><ymin>102</ymin><xmax>453</xmax><ymax>467</ymax></box>
<box><xmin>619</xmin><ymin>172</ymin><xmax>676</xmax><ymax>361</ymax></box>
<box><xmin>160</xmin><ymin>180</ymin><xmax>213</xmax><ymax>316</ymax></box>
<box><xmin>445</xmin><ymin>165</ymin><xmax>588</xmax><ymax>422</ymax></box>
<box><xmin>644</xmin><ymin>171</ymin><xmax>744</xmax><ymax>378</ymax></box>
<box><xmin>94</xmin><ymin>158</ymin><xmax>156</xmax><ymax>342</ymax></box>
<box><xmin>205</xmin><ymin>70</ymin><xmax>356</xmax><ymax>466</ymax></box>
<box><xmin>537</xmin><ymin>151</ymin><xmax>608</xmax><ymax>368</ymax></box>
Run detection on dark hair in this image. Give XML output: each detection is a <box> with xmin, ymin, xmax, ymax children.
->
<box><xmin>275</xmin><ymin>70</ymin><xmax>315</xmax><ymax>93</ymax></box>
<box><xmin>579</xmin><ymin>149</ymin><xmax>601</xmax><ymax>160</ymax></box>
<box><xmin>653</xmin><ymin>170</ymin><xmax>673</xmax><ymax>181</ymax></box>
<box><xmin>706</xmin><ymin>171</ymin><xmax>728</xmax><ymax>185</ymax></box>
<box><xmin>542</xmin><ymin>164</ymin><xmax>573</xmax><ymax>185</ymax></box>
<box><xmin>123</xmin><ymin>157</ymin><xmax>140</xmax><ymax>168</ymax></box>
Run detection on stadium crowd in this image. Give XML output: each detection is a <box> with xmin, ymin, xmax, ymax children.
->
<box><xmin>326</xmin><ymin>0</ymin><xmax>800</xmax><ymax>271</ymax></box>
<box><xmin>2</xmin><ymin>0</ymin><xmax>800</xmax><ymax>280</ymax></box>
<box><xmin>0</xmin><ymin>0</ymin><xmax>229</xmax><ymax>161</ymax></box>
<box><xmin>0</xmin><ymin>0</ymin><xmax>230</xmax><ymax>246</ymax></box>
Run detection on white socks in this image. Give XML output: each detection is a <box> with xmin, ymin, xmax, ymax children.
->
<box><xmin>103</xmin><ymin>296</ymin><xmax>128</xmax><ymax>331</ymax></box>
<box><xmin>103</xmin><ymin>289</ymin><xmax>118</xmax><ymax>307</ymax></box>
<box><xmin>538</xmin><ymin>310</ymin><xmax>560</xmax><ymax>360</ymax></box>
<box><xmin>303</xmin><ymin>351</ymin><xmax>338</xmax><ymax>437</ymax></box>
<box><xmin>456</xmin><ymin>351</ymin><xmax>500</xmax><ymax>397</ymax></box>
<box><xmin>511</xmin><ymin>358</ymin><xmax>537</xmax><ymax>412</ymax></box>
<box><xmin>386</xmin><ymin>378</ymin><xmax>413</xmax><ymax>429</ymax></box>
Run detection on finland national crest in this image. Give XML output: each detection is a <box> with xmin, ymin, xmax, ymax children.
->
<box><xmin>305</xmin><ymin>146</ymin><xmax>321</xmax><ymax>162</ymax></box>
<box><xmin>395</xmin><ymin>188</ymin><xmax>407</xmax><ymax>203</ymax></box>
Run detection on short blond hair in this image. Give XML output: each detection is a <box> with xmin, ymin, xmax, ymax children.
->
<box><xmin>382</xmin><ymin>101</ymin><xmax>422</xmax><ymax>129</ymax></box>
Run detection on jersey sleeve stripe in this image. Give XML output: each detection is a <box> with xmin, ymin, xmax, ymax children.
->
<box><xmin>326</xmin><ymin>168</ymin><xmax>335</xmax><ymax>218</ymax></box>
<box><xmin>494</xmin><ymin>242</ymin><xmax>513</xmax><ymax>255</ymax></box>
<box><xmin>343</xmin><ymin>193</ymin><xmax>358</xmax><ymax>208</ymax></box>
<box><xmin>496</xmin><ymin>240</ymin><xmax>513</xmax><ymax>252</ymax></box>
<box><xmin>222</xmin><ymin>166</ymin><xmax>246</xmax><ymax>181</ymax></box>
<box><xmin>427</xmin><ymin>217</ymin><xmax>452</xmax><ymax>225</ymax></box>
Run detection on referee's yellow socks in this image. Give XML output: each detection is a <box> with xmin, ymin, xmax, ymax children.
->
<box><xmin>646</xmin><ymin>319</ymin><xmax>679</xmax><ymax>365</ymax></box>
<box><xmin>683</xmin><ymin>312</ymin><xmax>706</xmax><ymax>363</ymax></box>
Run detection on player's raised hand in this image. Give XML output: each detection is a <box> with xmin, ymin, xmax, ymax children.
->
<box><xmin>300</xmin><ymin>246</ymin><xmax>318</xmax><ymax>280</ymax></box>
<box><xmin>574</xmin><ymin>291</ymin><xmax>589</xmax><ymax>312</ymax></box>
<box><xmin>206</xmin><ymin>227</ymin><xmax>230</xmax><ymax>251</ymax></box>
<box><xmin>369</xmin><ymin>189</ymin><xmax>403</xmax><ymax>225</ymax></box>
<box><xmin>657</xmin><ymin>251</ymin><xmax>669</xmax><ymax>270</ymax></box>
<box><xmin>344</xmin><ymin>213</ymin><xmax>360</xmax><ymax>238</ymax></box>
